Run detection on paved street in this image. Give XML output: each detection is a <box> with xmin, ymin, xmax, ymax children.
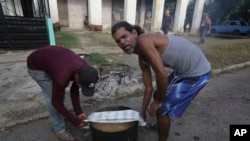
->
<box><xmin>0</xmin><ymin>67</ymin><xmax>249</xmax><ymax>141</ymax></box>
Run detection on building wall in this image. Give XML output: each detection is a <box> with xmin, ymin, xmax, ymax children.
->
<box><xmin>49</xmin><ymin>0</ymin><xmax>59</xmax><ymax>23</ymax></box>
<box><xmin>102</xmin><ymin>0</ymin><xmax>112</xmax><ymax>31</ymax></box>
<box><xmin>68</xmin><ymin>0</ymin><xmax>87</xmax><ymax>29</ymax></box>
<box><xmin>137</xmin><ymin>0</ymin><xmax>146</xmax><ymax>28</ymax></box>
<box><xmin>173</xmin><ymin>0</ymin><xmax>189</xmax><ymax>33</ymax></box>
<box><xmin>54</xmin><ymin>0</ymin><xmax>204</xmax><ymax>33</ymax></box>
<box><xmin>57</xmin><ymin>0</ymin><xmax>69</xmax><ymax>26</ymax></box>
<box><xmin>2</xmin><ymin>0</ymin><xmax>24</xmax><ymax>16</ymax></box>
<box><xmin>112</xmin><ymin>0</ymin><xmax>124</xmax><ymax>25</ymax></box>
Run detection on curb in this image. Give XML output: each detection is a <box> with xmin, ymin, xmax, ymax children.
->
<box><xmin>212</xmin><ymin>61</ymin><xmax>250</xmax><ymax>75</ymax></box>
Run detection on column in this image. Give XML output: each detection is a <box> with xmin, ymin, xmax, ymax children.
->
<box><xmin>151</xmin><ymin>0</ymin><xmax>165</xmax><ymax>32</ymax></box>
<box><xmin>173</xmin><ymin>0</ymin><xmax>189</xmax><ymax>33</ymax></box>
<box><xmin>46</xmin><ymin>18</ymin><xmax>55</xmax><ymax>45</ymax></box>
<box><xmin>102</xmin><ymin>0</ymin><xmax>112</xmax><ymax>30</ymax></box>
<box><xmin>68</xmin><ymin>0</ymin><xmax>87</xmax><ymax>29</ymax></box>
<box><xmin>48</xmin><ymin>0</ymin><xmax>59</xmax><ymax>23</ymax></box>
<box><xmin>88</xmin><ymin>0</ymin><xmax>102</xmax><ymax>25</ymax></box>
<box><xmin>139</xmin><ymin>0</ymin><xmax>145</xmax><ymax>27</ymax></box>
<box><xmin>124</xmin><ymin>0</ymin><xmax>137</xmax><ymax>25</ymax></box>
<box><xmin>191</xmin><ymin>0</ymin><xmax>205</xmax><ymax>33</ymax></box>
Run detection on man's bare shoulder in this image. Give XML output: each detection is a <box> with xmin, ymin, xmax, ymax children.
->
<box><xmin>138</xmin><ymin>32</ymin><xmax>166</xmax><ymax>40</ymax></box>
<box><xmin>136</xmin><ymin>33</ymin><xmax>168</xmax><ymax>51</ymax></box>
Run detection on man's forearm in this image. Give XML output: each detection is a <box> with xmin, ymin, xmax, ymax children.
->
<box><xmin>155</xmin><ymin>75</ymin><xmax>168</xmax><ymax>102</ymax></box>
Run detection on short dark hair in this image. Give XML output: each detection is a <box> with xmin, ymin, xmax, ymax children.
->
<box><xmin>111</xmin><ymin>21</ymin><xmax>145</xmax><ymax>35</ymax></box>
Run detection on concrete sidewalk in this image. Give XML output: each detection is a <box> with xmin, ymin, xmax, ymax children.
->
<box><xmin>0</xmin><ymin>67</ymin><xmax>250</xmax><ymax>141</ymax></box>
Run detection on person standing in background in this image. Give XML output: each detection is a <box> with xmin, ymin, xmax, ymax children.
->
<box><xmin>84</xmin><ymin>16</ymin><xmax>89</xmax><ymax>30</ymax></box>
<box><xmin>199</xmin><ymin>14</ymin><xmax>211</xmax><ymax>44</ymax></box>
<box><xmin>161</xmin><ymin>10</ymin><xmax>173</xmax><ymax>35</ymax></box>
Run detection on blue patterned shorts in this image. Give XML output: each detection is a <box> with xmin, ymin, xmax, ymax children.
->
<box><xmin>153</xmin><ymin>71</ymin><xmax>211</xmax><ymax>117</ymax></box>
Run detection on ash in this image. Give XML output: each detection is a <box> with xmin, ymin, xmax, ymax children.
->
<box><xmin>93</xmin><ymin>70</ymin><xmax>144</xmax><ymax>101</ymax></box>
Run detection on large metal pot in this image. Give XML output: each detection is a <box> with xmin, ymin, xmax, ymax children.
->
<box><xmin>89</xmin><ymin>106</ymin><xmax>138</xmax><ymax>141</ymax></box>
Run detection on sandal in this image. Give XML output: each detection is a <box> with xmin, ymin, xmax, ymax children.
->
<box><xmin>56</xmin><ymin>130</ymin><xmax>74</xmax><ymax>141</ymax></box>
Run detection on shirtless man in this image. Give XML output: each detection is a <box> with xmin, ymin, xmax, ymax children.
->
<box><xmin>111</xmin><ymin>21</ymin><xmax>211</xmax><ymax>141</ymax></box>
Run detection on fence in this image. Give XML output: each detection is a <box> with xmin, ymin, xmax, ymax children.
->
<box><xmin>0</xmin><ymin>1</ymin><xmax>50</xmax><ymax>50</ymax></box>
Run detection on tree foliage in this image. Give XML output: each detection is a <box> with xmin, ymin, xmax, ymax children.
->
<box><xmin>164</xmin><ymin>0</ymin><xmax>250</xmax><ymax>25</ymax></box>
<box><xmin>204</xmin><ymin>0</ymin><xmax>250</xmax><ymax>24</ymax></box>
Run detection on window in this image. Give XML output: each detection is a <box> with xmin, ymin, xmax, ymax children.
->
<box><xmin>229</xmin><ymin>22</ymin><xmax>236</xmax><ymax>26</ymax></box>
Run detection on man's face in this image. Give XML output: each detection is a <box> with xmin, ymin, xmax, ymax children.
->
<box><xmin>112</xmin><ymin>27</ymin><xmax>137</xmax><ymax>54</ymax></box>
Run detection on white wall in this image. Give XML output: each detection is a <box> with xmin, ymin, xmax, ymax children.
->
<box><xmin>88</xmin><ymin>0</ymin><xmax>102</xmax><ymax>25</ymax></box>
<box><xmin>102</xmin><ymin>0</ymin><xmax>112</xmax><ymax>30</ymax></box>
<box><xmin>50</xmin><ymin>0</ymin><xmax>205</xmax><ymax>33</ymax></box>
<box><xmin>2</xmin><ymin>0</ymin><xmax>23</xmax><ymax>16</ymax></box>
<box><xmin>151</xmin><ymin>0</ymin><xmax>165</xmax><ymax>32</ymax></box>
<box><xmin>68</xmin><ymin>0</ymin><xmax>87</xmax><ymax>29</ymax></box>
<box><xmin>49</xmin><ymin>0</ymin><xmax>59</xmax><ymax>23</ymax></box>
<box><xmin>124</xmin><ymin>0</ymin><xmax>137</xmax><ymax>25</ymax></box>
<box><xmin>173</xmin><ymin>0</ymin><xmax>189</xmax><ymax>33</ymax></box>
<box><xmin>191</xmin><ymin>0</ymin><xmax>205</xmax><ymax>33</ymax></box>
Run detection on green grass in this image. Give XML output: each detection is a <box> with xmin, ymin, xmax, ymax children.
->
<box><xmin>54</xmin><ymin>31</ymin><xmax>110</xmax><ymax>66</ymax></box>
<box><xmin>90</xmin><ymin>32</ymin><xmax>116</xmax><ymax>46</ymax></box>
<box><xmin>178</xmin><ymin>35</ymin><xmax>250</xmax><ymax>69</ymax></box>
<box><xmin>79</xmin><ymin>32</ymin><xmax>117</xmax><ymax>47</ymax></box>
<box><xmin>85</xmin><ymin>52</ymin><xmax>109</xmax><ymax>66</ymax></box>
<box><xmin>54</xmin><ymin>31</ymin><xmax>250</xmax><ymax>69</ymax></box>
<box><xmin>55</xmin><ymin>31</ymin><xmax>82</xmax><ymax>48</ymax></box>
<box><xmin>205</xmin><ymin>43</ymin><xmax>250</xmax><ymax>69</ymax></box>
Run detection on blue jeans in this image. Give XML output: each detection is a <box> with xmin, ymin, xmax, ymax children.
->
<box><xmin>199</xmin><ymin>26</ymin><xmax>208</xmax><ymax>43</ymax></box>
<box><xmin>28</xmin><ymin>69</ymin><xmax>65</xmax><ymax>132</ymax></box>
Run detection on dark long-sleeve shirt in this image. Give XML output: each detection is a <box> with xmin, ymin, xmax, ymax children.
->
<box><xmin>27</xmin><ymin>46</ymin><xmax>87</xmax><ymax>126</ymax></box>
<box><xmin>162</xmin><ymin>15</ymin><xmax>173</xmax><ymax>30</ymax></box>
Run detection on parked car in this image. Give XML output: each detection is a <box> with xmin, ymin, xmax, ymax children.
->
<box><xmin>211</xmin><ymin>20</ymin><xmax>250</xmax><ymax>36</ymax></box>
